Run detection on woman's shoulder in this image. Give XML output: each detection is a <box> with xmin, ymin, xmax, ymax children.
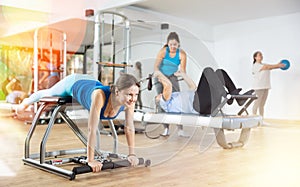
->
<box><xmin>94</xmin><ymin>84</ymin><xmax>110</xmax><ymax>93</ymax></box>
<box><xmin>160</xmin><ymin>46</ymin><xmax>168</xmax><ymax>52</ymax></box>
<box><xmin>252</xmin><ymin>63</ymin><xmax>263</xmax><ymax>73</ymax></box>
<box><xmin>179</xmin><ymin>49</ymin><xmax>186</xmax><ymax>56</ymax></box>
<box><xmin>90</xmin><ymin>89</ymin><xmax>107</xmax><ymax>109</ymax></box>
<box><xmin>93</xmin><ymin>88</ymin><xmax>106</xmax><ymax>94</ymax></box>
<box><xmin>92</xmin><ymin>88</ymin><xmax>107</xmax><ymax>101</ymax></box>
<box><xmin>158</xmin><ymin>47</ymin><xmax>167</xmax><ymax>57</ymax></box>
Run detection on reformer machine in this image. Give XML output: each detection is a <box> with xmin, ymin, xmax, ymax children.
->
<box><xmin>118</xmin><ymin>94</ymin><xmax>261</xmax><ymax>149</ymax></box>
<box><xmin>22</xmin><ymin>96</ymin><xmax>150</xmax><ymax>180</ymax></box>
<box><xmin>117</xmin><ymin>68</ymin><xmax>262</xmax><ymax>149</ymax></box>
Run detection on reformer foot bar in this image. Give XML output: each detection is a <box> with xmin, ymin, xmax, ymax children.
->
<box><xmin>22</xmin><ymin>96</ymin><xmax>150</xmax><ymax>180</ymax></box>
<box><xmin>118</xmin><ymin>94</ymin><xmax>262</xmax><ymax>149</ymax></box>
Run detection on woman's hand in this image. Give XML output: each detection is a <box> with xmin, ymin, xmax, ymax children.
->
<box><xmin>174</xmin><ymin>71</ymin><xmax>182</xmax><ymax>77</ymax></box>
<box><xmin>88</xmin><ymin>160</ymin><xmax>103</xmax><ymax>172</ymax></box>
<box><xmin>278</xmin><ymin>62</ymin><xmax>286</xmax><ymax>68</ymax></box>
<box><xmin>128</xmin><ymin>155</ymin><xmax>139</xmax><ymax>167</ymax></box>
<box><xmin>153</xmin><ymin>70</ymin><xmax>164</xmax><ymax>78</ymax></box>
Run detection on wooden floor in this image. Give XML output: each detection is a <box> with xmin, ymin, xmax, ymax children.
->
<box><xmin>1</xmin><ymin>116</ymin><xmax>300</xmax><ymax>187</ymax></box>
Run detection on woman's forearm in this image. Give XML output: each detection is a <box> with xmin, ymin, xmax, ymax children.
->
<box><xmin>181</xmin><ymin>72</ymin><xmax>197</xmax><ymax>90</ymax></box>
<box><xmin>180</xmin><ymin>51</ymin><xmax>187</xmax><ymax>73</ymax></box>
<box><xmin>262</xmin><ymin>63</ymin><xmax>282</xmax><ymax>70</ymax></box>
<box><xmin>180</xmin><ymin>62</ymin><xmax>186</xmax><ymax>73</ymax></box>
<box><xmin>125</xmin><ymin>125</ymin><xmax>135</xmax><ymax>154</ymax></box>
<box><xmin>87</xmin><ymin>114</ymin><xmax>100</xmax><ymax>161</ymax></box>
<box><xmin>87</xmin><ymin>130</ymin><xmax>97</xmax><ymax>161</ymax></box>
<box><xmin>87</xmin><ymin>90</ymin><xmax>103</xmax><ymax>161</ymax></box>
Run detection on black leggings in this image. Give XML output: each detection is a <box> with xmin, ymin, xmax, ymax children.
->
<box><xmin>216</xmin><ymin>69</ymin><xmax>239</xmax><ymax>93</ymax></box>
<box><xmin>193</xmin><ymin>68</ymin><xmax>228</xmax><ymax>115</ymax></box>
<box><xmin>135</xmin><ymin>90</ymin><xmax>143</xmax><ymax>109</ymax></box>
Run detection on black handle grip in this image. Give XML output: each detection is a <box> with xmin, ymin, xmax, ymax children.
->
<box><xmin>147</xmin><ymin>74</ymin><xmax>152</xmax><ymax>91</ymax></box>
<box><xmin>72</xmin><ymin>165</ymin><xmax>92</xmax><ymax>174</ymax></box>
<box><xmin>72</xmin><ymin>158</ymin><xmax>145</xmax><ymax>175</ymax></box>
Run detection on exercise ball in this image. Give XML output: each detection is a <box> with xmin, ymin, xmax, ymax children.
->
<box><xmin>280</xmin><ymin>59</ymin><xmax>290</xmax><ymax>70</ymax></box>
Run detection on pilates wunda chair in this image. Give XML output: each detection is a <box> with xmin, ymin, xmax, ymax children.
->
<box><xmin>118</xmin><ymin>67</ymin><xmax>262</xmax><ymax>148</ymax></box>
<box><xmin>22</xmin><ymin>97</ymin><xmax>150</xmax><ymax>180</ymax></box>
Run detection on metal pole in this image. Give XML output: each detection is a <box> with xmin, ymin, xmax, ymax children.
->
<box><xmin>33</xmin><ymin>29</ymin><xmax>39</xmax><ymax>112</ymax></box>
<box><xmin>49</xmin><ymin>32</ymin><xmax>53</xmax><ymax>65</ymax></box>
<box><xmin>108</xmin><ymin>120</ymin><xmax>118</xmax><ymax>154</ymax></box>
<box><xmin>111</xmin><ymin>14</ymin><xmax>115</xmax><ymax>83</ymax></box>
<box><xmin>93</xmin><ymin>12</ymin><xmax>101</xmax><ymax>80</ymax></box>
<box><xmin>62</xmin><ymin>32</ymin><xmax>67</xmax><ymax>78</ymax></box>
<box><xmin>124</xmin><ymin>19</ymin><xmax>131</xmax><ymax>73</ymax></box>
<box><xmin>99</xmin><ymin>13</ymin><xmax>105</xmax><ymax>81</ymax></box>
<box><xmin>94</xmin><ymin>11</ymin><xmax>129</xmax><ymax>80</ymax></box>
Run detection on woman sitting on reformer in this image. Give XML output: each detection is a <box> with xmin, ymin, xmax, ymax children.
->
<box><xmin>16</xmin><ymin>73</ymin><xmax>140</xmax><ymax>172</ymax></box>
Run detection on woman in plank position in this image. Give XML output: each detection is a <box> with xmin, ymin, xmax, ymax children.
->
<box><xmin>17</xmin><ymin>73</ymin><xmax>140</xmax><ymax>172</ymax></box>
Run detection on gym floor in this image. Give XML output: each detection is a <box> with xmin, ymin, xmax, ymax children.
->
<box><xmin>1</xmin><ymin>116</ymin><xmax>300</xmax><ymax>187</ymax></box>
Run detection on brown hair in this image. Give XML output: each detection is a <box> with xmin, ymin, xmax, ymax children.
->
<box><xmin>111</xmin><ymin>73</ymin><xmax>140</xmax><ymax>93</ymax></box>
<box><xmin>253</xmin><ymin>51</ymin><xmax>262</xmax><ymax>64</ymax></box>
<box><xmin>164</xmin><ymin>32</ymin><xmax>180</xmax><ymax>48</ymax></box>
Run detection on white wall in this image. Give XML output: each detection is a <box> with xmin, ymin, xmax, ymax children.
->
<box><xmin>108</xmin><ymin>6</ymin><xmax>300</xmax><ymax>120</ymax></box>
<box><xmin>214</xmin><ymin>12</ymin><xmax>300</xmax><ymax>120</ymax></box>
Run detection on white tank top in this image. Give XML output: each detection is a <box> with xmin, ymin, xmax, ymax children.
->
<box><xmin>252</xmin><ymin>62</ymin><xmax>271</xmax><ymax>90</ymax></box>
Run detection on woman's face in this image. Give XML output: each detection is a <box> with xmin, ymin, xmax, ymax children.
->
<box><xmin>255</xmin><ymin>52</ymin><xmax>263</xmax><ymax>62</ymax></box>
<box><xmin>116</xmin><ymin>85</ymin><xmax>139</xmax><ymax>108</ymax></box>
<box><xmin>168</xmin><ymin>39</ymin><xmax>179</xmax><ymax>53</ymax></box>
